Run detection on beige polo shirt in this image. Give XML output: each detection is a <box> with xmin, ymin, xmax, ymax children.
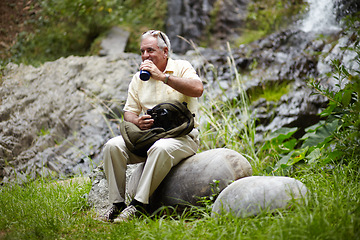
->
<box><xmin>124</xmin><ymin>58</ymin><xmax>201</xmax><ymax>126</ymax></box>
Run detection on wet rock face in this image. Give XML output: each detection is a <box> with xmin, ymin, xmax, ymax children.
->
<box><xmin>187</xmin><ymin>29</ymin><xmax>358</xmax><ymax>141</ymax></box>
<box><xmin>167</xmin><ymin>0</ymin><xmax>250</xmax><ymax>53</ymax></box>
<box><xmin>0</xmin><ymin>54</ymin><xmax>140</xmax><ymax>183</ymax></box>
<box><xmin>167</xmin><ymin>0</ymin><xmax>358</xmax><ymax>54</ymax></box>
<box><xmin>335</xmin><ymin>0</ymin><xmax>360</xmax><ymax>21</ymax></box>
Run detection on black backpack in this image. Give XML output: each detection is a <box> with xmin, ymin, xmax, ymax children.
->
<box><xmin>119</xmin><ymin>100</ymin><xmax>195</xmax><ymax>157</ymax></box>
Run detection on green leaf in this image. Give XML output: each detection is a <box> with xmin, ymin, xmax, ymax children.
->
<box><xmin>282</xmin><ymin>138</ymin><xmax>297</xmax><ymax>151</ymax></box>
<box><xmin>341</xmin><ymin>89</ymin><xmax>353</xmax><ymax>107</ymax></box>
<box><xmin>320</xmin><ymin>104</ymin><xmax>337</xmax><ymax>117</ymax></box>
<box><xmin>327</xmin><ymin>150</ymin><xmax>344</xmax><ymax>161</ymax></box>
<box><xmin>266</xmin><ymin>127</ymin><xmax>298</xmax><ymax>142</ymax></box>
<box><xmin>288</xmin><ymin>147</ymin><xmax>308</xmax><ymax>165</ymax></box>
<box><xmin>303</xmin><ymin>121</ymin><xmax>326</xmax><ymax>134</ymax></box>
<box><xmin>306</xmin><ymin>148</ymin><xmax>321</xmax><ymax>164</ymax></box>
<box><xmin>341</xmin><ymin>65</ymin><xmax>350</xmax><ymax>77</ymax></box>
<box><xmin>275</xmin><ymin>150</ymin><xmax>294</xmax><ymax>169</ymax></box>
<box><xmin>301</xmin><ymin>119</ymin><xmax>339</xmax><ymax>148</ymax></box>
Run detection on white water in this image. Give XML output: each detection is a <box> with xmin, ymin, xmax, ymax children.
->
<box><xmin>300</xmin><ymin>0</ymin><xmax>341</xmax><ymax>33</ymax></box>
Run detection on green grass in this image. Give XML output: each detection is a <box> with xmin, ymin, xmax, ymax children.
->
<box><xmin>1</xmin><ymin>160</ymin><xmax>359</xmax><ymax>239</ymax></box>
<box><xmin>234</xmin><ymin>29</ymin><xmax>267</xmax><ymax>46</ymax></box>
<box><xmin>248</xmin><ymin>81</ymin><xmax>293</xmax><ymax>103</ymax></box>
<box><xmin>198</xmin><ymin>44</ymin><xmax>261</xmax><ymax>172</ymax></box>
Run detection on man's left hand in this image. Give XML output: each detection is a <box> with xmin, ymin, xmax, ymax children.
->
<box><xmin>140</xmin><ymin>60</ymin><xmax>164</xmax><ymax>81</ymax></box>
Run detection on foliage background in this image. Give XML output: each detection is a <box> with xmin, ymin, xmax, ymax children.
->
<box><xmin>1</xmin><ymin>0</ymin><xmax>167</xmax><ymax>66</ymax></box>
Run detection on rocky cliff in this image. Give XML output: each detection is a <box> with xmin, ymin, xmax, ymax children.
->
<box><xmin>1</xmin><ymin>54</ymin><xmax>139</xmax><ymax>183</ymax></box>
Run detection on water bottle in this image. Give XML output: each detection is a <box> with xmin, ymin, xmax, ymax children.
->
<box><xmin>140</xmin><ymin>70</ymin><xmax>151</xmax><ymax>81</ymax></box>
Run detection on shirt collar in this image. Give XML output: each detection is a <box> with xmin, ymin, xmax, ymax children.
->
<box><xmin>164</xmin><ymin>58</ymin><xmax>175</xmax><ymax>74</ymax></box>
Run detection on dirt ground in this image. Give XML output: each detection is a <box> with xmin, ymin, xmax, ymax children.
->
<box><xmin>0</xmin><ymin>0</ymin><xmax>38</xmax><ymax>60</ymax></box>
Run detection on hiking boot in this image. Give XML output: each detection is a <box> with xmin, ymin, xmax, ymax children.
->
<box><xmin>113</xmin><ymin>205</ymin><xmax>138</xmax><ymax>223</ymax></box>
<box><xmin>101</xmin><ymin>203</ymin><xmax>125</xmax><ymax>222</ymax></box>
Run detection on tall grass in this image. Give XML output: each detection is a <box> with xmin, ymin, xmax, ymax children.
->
<box><xmin>0</xmin><ymin>178</ymin><xmax>92</xmax><ymax>239</ymax></box>
<box><xmin>1</xmin><ymin>160</ymin><xmax>359</xmax><ymax>239</ymax></box>
<box><xmin>198</xmin><ymin>43</ymin><xmax>261</xmax><ymax>171</ymax></box>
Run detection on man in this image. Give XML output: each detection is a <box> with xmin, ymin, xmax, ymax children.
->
<box><xmin>102</xmin><ymin>30</ymin><xmax>203</xmax><ymax>222</ymax></box>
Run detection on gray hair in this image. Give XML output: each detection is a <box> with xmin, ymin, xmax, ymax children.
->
<box><xmin>141</xmin><ymin>30</ymin><xmax>171</xmax><ymax>57</ymax></box>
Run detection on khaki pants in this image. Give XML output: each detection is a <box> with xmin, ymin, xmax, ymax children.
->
<box><xmin>103</xmin><ymin>129</ymin><xmax>199</xmax><ymax>204</ymax></box>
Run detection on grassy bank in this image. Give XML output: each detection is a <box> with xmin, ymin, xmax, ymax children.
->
<box><xmin>0</xmin><ymin>160</ymin><xmax>359</xmax><ymax>239</ymax></box>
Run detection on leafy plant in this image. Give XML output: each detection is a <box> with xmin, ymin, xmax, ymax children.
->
<box><xmin>308</xmin><ymin>56</ymin><xmax>360</xmax><ymax>161</ymax></box>
<box><xmin>37</xmin><ymin>127</ymin><xmax>51</xmax><ymax>137</ymax></box>
<box><xmin>195</xmin><ymin>180</ymin><xmax>221</xmax><ymax>213</ymax></box>
<box><xmin>262</xmin><ymin>42</ymin><xmax>360</xmax><ymax>174</ymax></box>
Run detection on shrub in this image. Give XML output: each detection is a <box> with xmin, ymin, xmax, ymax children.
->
<box><xmin>262</xmin><ymin>41</ymin><xmax>360</xmax><ymax>174</ymax></box>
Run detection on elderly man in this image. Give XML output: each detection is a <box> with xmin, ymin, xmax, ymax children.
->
<box><xmin>102</xmin><ymin>30</ymin><xmax>203</xmax><ymax>222</ymax></box>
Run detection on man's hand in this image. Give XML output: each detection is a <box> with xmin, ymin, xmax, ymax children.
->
<box><xmin>124</xmin><ymin>111</ymin><xmax>154</xmax><ymax>130</ymax></box>
<box><xmin>140</xmin><ymin>60</ymin><xmax>203</xmax><ymax>97</ymax></box>
<box><xmin>137</xmin><ymin>115</ymin><xmax>154</xmax><ymax>130</ymax></box>
<box><xmin>140</xmin><ymin>60</ymin><xmax>164</xmax><ymax>81</ymax></box>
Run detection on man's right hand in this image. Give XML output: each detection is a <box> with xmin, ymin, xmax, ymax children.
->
<box><xmin>137</xmin><ymin>115</ymin><xmax>154</xmax><ymax>130</ymax></box>
<box><xmin>124</xmin><ymin>111</ymin><xmax>154</xmax><ymax>130</ymax></box>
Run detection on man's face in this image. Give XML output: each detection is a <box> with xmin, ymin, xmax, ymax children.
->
<box><xmin>140</xmin><ymin>36</ymin><xmax>168</xmax><ymax>71</ymax></box>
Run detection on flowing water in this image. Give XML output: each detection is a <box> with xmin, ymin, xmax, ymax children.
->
<box><xmin>300</xmin><ymin>0</ymin><xmax>342</xmax><ymax>33</ymax></box>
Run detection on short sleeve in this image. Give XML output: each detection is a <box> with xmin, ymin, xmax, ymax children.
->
<box><xmin>123</xmin><ymin>75</ymin><xmax>142</xmax><ymax>115</ymax></box>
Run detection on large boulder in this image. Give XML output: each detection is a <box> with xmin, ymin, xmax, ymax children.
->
<box><xmin>0</xmin><ymin>54</ymin><xmax>140</xmax><ymax>183</ymax></box>
<box><xmin>128</xmin><ymin>148</ymin><xmax>252</xmax><ymax>212</ymax></box>
<box><xmin>211</xmin><ymin>176</ymin><xmax>307</xmax><ymax>218</ymax></box>
<box><xmin>87</xmin><ymin>148</ymin><xmax>252</xmax><ymax>215</ymax></box>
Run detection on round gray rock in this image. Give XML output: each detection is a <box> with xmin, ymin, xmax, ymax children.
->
<box><xmin>128</xmin><ymin>148</ymin><xmax>252</xmax><ymax>212</ymax></box>
<box><xmin>211</xmin><ymin>176</ymin><xmax>307</xmax><ymax>218</ymax></box>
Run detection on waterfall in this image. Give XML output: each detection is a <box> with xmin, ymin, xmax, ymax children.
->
<box><xmin>300</xmin><ymin>0</ymin><xmax>341</xmax><ymax>33</ymax></box>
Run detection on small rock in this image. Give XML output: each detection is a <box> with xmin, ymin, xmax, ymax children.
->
<box><xmin>211</xmin><ymin>176</ymin><xmax>307</xmax><ymax>218</ymax></box>
<box><xmin>99</xmin><ymin>27</ymin><xmax>130</xmax><ymax>56</ymax></box>
<box><xmin>87</xmin><ymin>163</ymin><xmax>140</xmax><ymax>216</ymax></box>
